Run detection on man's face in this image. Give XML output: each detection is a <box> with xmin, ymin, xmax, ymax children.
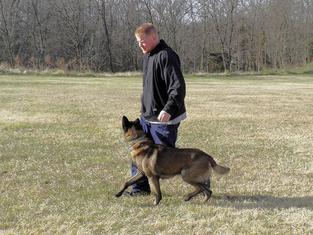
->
<box><xmin>136</xmin><ymin>33</ymin><xmax>157</xmax><ymax>54</ymax></box>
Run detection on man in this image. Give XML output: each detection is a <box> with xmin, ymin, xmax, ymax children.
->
<box><xmin>128</xmin><ymin>23</ymin><xmax>187</xmax><ymax>196</ymax></box>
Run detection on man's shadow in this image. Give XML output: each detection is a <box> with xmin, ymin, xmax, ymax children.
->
<box><xmin>213</xmin><ymin>194</ymin><xmax>313</xmax><ymax>210</ymax></box>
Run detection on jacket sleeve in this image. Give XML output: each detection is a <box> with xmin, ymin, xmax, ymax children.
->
<box><xmin>141</xmin><ymin>55</ymin><xmax>149</xmax><ymax>114</ymax></box>
<box><xmin>160</xmin><ymin>50</ymin><xmax>186</xmax><ymax>116</ymax></box>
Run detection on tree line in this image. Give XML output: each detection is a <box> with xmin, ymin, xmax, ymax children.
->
<box><xmin>0</xmin><ymin>0</ymin><xmax>312</xmax><ymax>73</ymax></box>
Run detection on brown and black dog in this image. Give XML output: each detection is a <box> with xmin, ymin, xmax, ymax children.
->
<box><xmin>115</xmin><ymin>116</ymin><xmax>230</xmax><ymax>205</ymax></box>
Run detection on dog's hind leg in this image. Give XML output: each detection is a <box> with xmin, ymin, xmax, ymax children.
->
<box><xmin>184</xmin><ymin>184</ymin><xmax>203</xmax><ymax>201</ymax></box>
<box><xmin>115</xmin><ymin>172</ymin><xmax>145</xmax><ymax>197</ymax></box>
<box><xmin>181</xmin><ymin>166</ymin><xmax>211</xmax><ymax>202</ymax></box>
<box><xmin>200</xmin><ymin>183</ymin><xmax>212</xmax><ymax>202</ymax></box>
<box><xmin>148</xmin><ymin>176</ymin><xmax>162</xmax><ymax>205</ymax></box>
<box><xmin>205</xmin><ymin>179</ymin><xmax>210</xmax><ymax>190</ymax></box>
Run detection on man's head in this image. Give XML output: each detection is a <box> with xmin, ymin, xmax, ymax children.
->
<box><xmin>135</xmin><ymin>23</ymin><xmax>160</xmax><ymax>54</ymax></box>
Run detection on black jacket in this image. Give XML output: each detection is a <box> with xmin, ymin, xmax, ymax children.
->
<box><xmin>141</xmin><ymin>40</ymin><xmax>186</xmax><ymax>121</ymax></box>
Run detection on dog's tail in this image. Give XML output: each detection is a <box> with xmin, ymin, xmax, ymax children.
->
<box><xmin>206</xmin><ymin>154</ymin><xmax>230</xmax><ymax>175</ymax></box>
<box><xmin>213</xmin><ymin>164</ymin><xmax>230</xmax><ymax>175</ymax></box>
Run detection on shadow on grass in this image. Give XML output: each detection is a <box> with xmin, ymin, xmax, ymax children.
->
<box><xmin>214</xmin><ymin>195</ymin><xmax>313</xmax><ymax>210</ymax></box>
<box><xmin>303</xmin><ymin>70</ymin><xmax>313</xmax><ymax>74</ymax></box>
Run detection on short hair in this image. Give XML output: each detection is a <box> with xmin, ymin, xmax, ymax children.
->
<box><xmin>135</xmin><ymin>23</ymin><xmax>157</xmax><ymax>37</ymax></box>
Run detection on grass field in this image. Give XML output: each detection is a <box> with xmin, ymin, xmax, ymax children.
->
<box><xmin>0</xmin><ymin>74</ymin><xmax>313</xmax><ymax>234</ymax></box>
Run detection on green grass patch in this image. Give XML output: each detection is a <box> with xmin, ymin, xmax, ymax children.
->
<box><xmin>1</xmin><ymin>74</ymin><xmax>313</xmax><ymax>234</ymax></box>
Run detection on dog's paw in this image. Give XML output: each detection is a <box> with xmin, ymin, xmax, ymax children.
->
<box><xmin>203</xmin><ymin>190</ymin><xmax>212</xmax><ymax>202</ymax></box>
<box><xmin>153</xmin><ymin>196</ymin><xmax>162</xmax><ymax>206</ymax></box>
<box><xmin>115</xmin><ymin>192</ymin><xmax>123</xmax><ymax>197</ymax></box>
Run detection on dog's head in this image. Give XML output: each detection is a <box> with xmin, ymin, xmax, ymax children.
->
<box><xmin>122</xmin><ymin>116</ymin><xmax>144</xmax><ymax>141</ymax></box>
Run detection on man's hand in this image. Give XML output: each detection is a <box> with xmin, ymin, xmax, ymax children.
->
<box><xmin>158</xmin><ymin>111</ymin><xmax>171</xmax><ymax>122</ymax></box>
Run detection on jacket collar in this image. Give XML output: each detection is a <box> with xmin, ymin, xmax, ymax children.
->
<box><xmin>149</xmin><ymin>39</ymin><xmax>169</xmax><ymax>56</ymax></box>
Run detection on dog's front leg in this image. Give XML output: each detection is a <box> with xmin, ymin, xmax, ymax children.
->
<box><xmin>149</xmin><ymin>176</ymin><xmax>162</xmax><ymax>205</ymax></box>
<box><xmin>115</xmin><ymin>172</ymin><xmax>144</xmax><ymax>197</ymax></box>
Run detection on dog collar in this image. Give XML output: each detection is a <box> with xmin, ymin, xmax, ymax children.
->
<box><xmin>128</xmin><ymin>135</ymin><xmax>148</xmax><ymax>151</ymax></box>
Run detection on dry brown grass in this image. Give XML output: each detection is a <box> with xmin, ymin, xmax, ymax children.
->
<box><xmin>0</xmin><ymin>74</ymin><xmax>312</xmax><ymax>234</ymax></box>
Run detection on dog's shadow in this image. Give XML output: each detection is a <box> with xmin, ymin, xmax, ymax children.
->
<box><xmin>212</xmin><ymin>194</ymin><xmax>313</xmax><ymax>210</ymax></box>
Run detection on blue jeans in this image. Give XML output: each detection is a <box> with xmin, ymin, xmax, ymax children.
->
<box><xmin>131</xmin><ymin>118</ymin><xmax>179</xmax><ymax>192</ymax></box>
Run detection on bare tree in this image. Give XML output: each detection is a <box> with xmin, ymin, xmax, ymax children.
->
<box><xmin>205</xmin><ymin>0</ymin><xmax>238</xmax><ymax>72</ymax></box>
<box><xmin>298</xmin><ymin>0</ymin><xmax>313</xmax><ymax>64</ymax></box>
<box><xmin>153</xmin><ymin>0</ymin><xmax>188</xmax><ymax>53</ymax></box>
<box><xmin>96</xmin><ymin>0</ymin><xmax>115</xmax><ymax>72</ymax></box>
<box><xmin>141</xmin><ymin>0</ymin><xmax>154</xmax><ymax>24</ymax></box>
<box><xmin>27</xmin><ymin>0</ymin><xmax>50</xmax><ymax>69</ymax></box>
<box><xmin>0</xmin><ymin>0</ymin><xmax>312</xmax><ymax>72</ymax></box>
<box><xmin>0</xmin><ymin>0</ymin><xmax>20</xmax><ymax>67</ymax></box>
<box><xmin>52</xmin><ymin>0</ymin><xmax>90</xmax><ymax>71</ymax></box>
<box><xmin>234</xmin><ymin>0</ymin><xmax>265</xmax><ymax>71</ymax></box>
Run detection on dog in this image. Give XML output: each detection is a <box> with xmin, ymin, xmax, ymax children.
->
<box><xmin>115</xmin><ymin>116</ymin><xmax>230</xmax><ymax>205</ymax></box>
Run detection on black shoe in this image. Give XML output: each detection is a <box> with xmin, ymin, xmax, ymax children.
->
<box><xmin>122</xmin><ymin>190</ymin><xmax>150</xmax><ymax>197</ymax></box>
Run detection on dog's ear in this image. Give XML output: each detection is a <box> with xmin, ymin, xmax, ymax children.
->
<box><xmin>122</xmin><ymin>116</ymin><xmax>130</xmax><ymax>132</ymax></box>
<box><xmin>134</xmin><ymin>118</ymin><xmax>140</xmax><ymax>125</ymax></box>
<box><xmin>134</xmin><ymin>118</ymin><xmax>142</xmax><ymax>130</ymax></box>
